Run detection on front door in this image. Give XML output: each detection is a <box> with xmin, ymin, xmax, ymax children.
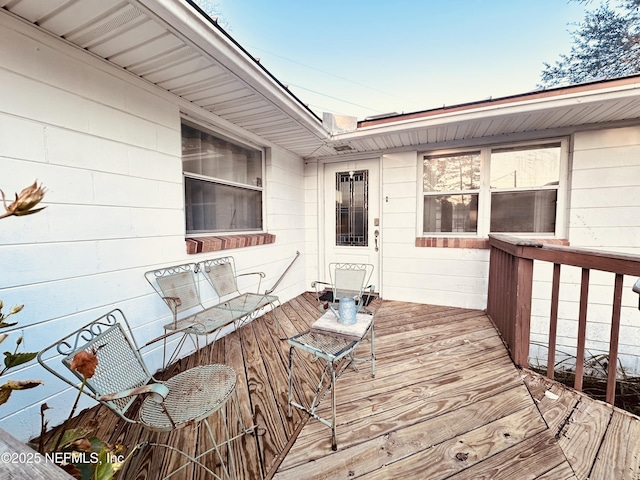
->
<box><xmin>323</xmin><ymin>159</ymin><xmax>380</xmax><ymax>292</ymax></box>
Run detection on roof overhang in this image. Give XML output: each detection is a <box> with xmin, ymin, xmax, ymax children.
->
<box><xmin>4</xmin><ymin>1</ymin><xmax>640</xmax><ymax>160</ymax></box>
<box><xmin>324</xmin><ymin>75</ymin><xmax>640</xmax><ymax>157</ymax></box>
<box><xmin>1</xmin><ymin>0</ymin><xmax>334</xmax><ymax>157</ymax></box>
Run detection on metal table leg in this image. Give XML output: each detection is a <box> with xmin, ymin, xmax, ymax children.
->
<box><xmin>288</xmin><ymin>344</ymin><xmax>294</xmax><ymax>418</ymax></box>
<box><xmin>287</xmin><ymin>321</ymin><xmax>374</xmax><ymax>451</ymax></box>
<box><xmin>330</xmin><ymin>361</ymin><xmax>337</xmax><ymax>451</ymax></box>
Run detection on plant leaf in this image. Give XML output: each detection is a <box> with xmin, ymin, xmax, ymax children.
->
<box><xmin>0</xmin><ymin>385</ymin><xmax>11</xmax><ymax>406</ymax></box>
<box><xmin>58</xmin><ymin>427</ymin><xmax>94</xmax><ymax>449</ymax></box>
<box><xmin>69</xmin><ymin>437</ymin><xmax>92</xmax><ymax>452</ymax></box>
<box><xmin>0</xmin><ymin>380</ymin><xmax>43</xmax><ymax>405</ymax></box>
<box><xmin>0</xmin><ymin>321</ymin><xmax>18</xmax><ymax>329</ymax></box>
<box><xmin>4</xmin><ymin>351</ymin><xmax>38</xmax><ymax>370</ymax></box>
<box><xmin>94</xmin><ymin>448</ymin><xmax>116</xmax><ymax>480</ymax></box>
<box><xmin>88</xmin><ymin>436</ymin><xmax>105</xmax><ymax>453</ymax></box>
<box><xmin>4</xmin><ymin>379</ymin><xmax>43</xmax><ymax>390</ymax></box>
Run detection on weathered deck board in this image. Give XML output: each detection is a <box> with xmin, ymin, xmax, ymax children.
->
<box><xmin>590</xmin><ymin>409</ymin><xmax>640</xmax><ymax>480</ymax></box>
<box><xmin>446</xmin><ymin>429</ymin><xmax>570</xmax><ymax>480</ymax></box>
<box><xmin>356</xmin><ymin>405</ymin><xmax>547</xmax><ymax>480</ymax></box>
<box><xmin>275</xmin><ymin>385</ymin><xmax>534</xmax><ymax>479</ymax></box>
<box><xmin>521</xmin><ymin>369</ymin><xmax>582</xmax><ymax>433</ymax></box>
<box><xmin>285</xmin><ymin>359</ymin><xmax>524</xmax><ymax>464</ymax></box>
<box><xmin>237</xmin><ymin>321</ymin><xmax>289</xmax><ymax>473</ymax></box>
<box><xmin>223</xmin><ymin>334</ymin><xmax>261</xmax><ymax>480</ymax></box>
<box><xmin>521</xmin><ymin>368</ymin><xmax>637</xmax><ymax>480</ymax></box>
<box><xmin>35</xmin><ymin>295</ymin><xmax>640</xmax><ymax>480</ymax></box>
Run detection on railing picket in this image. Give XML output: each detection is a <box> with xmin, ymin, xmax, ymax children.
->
<box><xmin>547</xmin><ymin>263</ymin><xmax>561</xmax><ymax>380</ymax></box>
<box><xmin>574</xmin><ymin>268</ymin><xmax>590</xmax><ymax>392</ymax></box>
<box><xmin>606</xmin><ymin>273</ymin><xmax>624</xmax><ymax>404</ymax></box>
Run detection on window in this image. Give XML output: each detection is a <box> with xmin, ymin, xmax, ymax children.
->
<box><xmin>423</xmin><ymin>152</ymin><xmax>480</xmax><ymax>233</ymax></box>
<box><xmin>182</xmin><ymin>121</ymin><xmax>263</xmax><ymax>234</ymax></box>
<box><xmin>421</xmin><ymin>141</ymin><xmax>565</xmax><ymax>236</ymax></box>
<box><xmin>489</xmin><ymin>145</ymin><xmax>560</xmax><ymax>233</ymax></box>
<box><xmin>336</xmin><ymin>170</ymin><xmax>368</xmax><ymax>246</ymax></box>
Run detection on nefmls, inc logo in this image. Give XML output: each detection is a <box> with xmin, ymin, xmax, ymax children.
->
<box><xmin>44</xmin><ymin>451</ymin><xmax>125</xmax><ymax>465</ymax></box>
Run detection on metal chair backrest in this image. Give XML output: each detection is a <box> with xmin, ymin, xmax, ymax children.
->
<box><xmin>38</xmin><ymin>309</ymin><xmax>153</xmax><ymax>419</ymax></box>
<box><xmin>331</xmin><ymin>263</ymin><xmax>374</xmax><ymax>307</ymax></box>
<box><xmin>200</xmin><ymin>257</ymin><xmax>239</xmax><ymax>298</ymax></box>
<box><xmin>145</xmin><ymin>263</ymin><xmax>202</xmax><ymax>315</ymax></box>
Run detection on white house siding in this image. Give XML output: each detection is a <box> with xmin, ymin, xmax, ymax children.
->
<box><xmin>381</xmin><ymin>151</ymin><xmax>489</xmax><ymax>309</ymax></box>
<box><xmin>313</xmin><ymin>127</ymin><xmax>640</xmax><ymax>375</ymax></box>
<box><xmin>529</xmin><ymin>125</ymin><xmax>640</xmax><ymax>375</ymax></box>
<box><xmin>0</xmin><ymin>15</ymin><xmax>307</xmax><ymax>441</ymax></box>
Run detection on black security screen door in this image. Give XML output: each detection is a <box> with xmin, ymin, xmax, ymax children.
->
<box><xmin>335</xmin><ymin>170</ymin><xmax>368</xmax><ymax>246</ymax></box>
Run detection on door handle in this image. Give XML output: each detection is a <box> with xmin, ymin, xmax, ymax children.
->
<box><xmin>374</xmin><ymin>230</ymin><xmax>379</xmax><ymax>252</ymax></box>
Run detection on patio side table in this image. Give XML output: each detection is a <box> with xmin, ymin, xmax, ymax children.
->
<box><xmin>287</xmin><ymin>311</ymin><xmax>375</xmax><ymax>450</ymax></box>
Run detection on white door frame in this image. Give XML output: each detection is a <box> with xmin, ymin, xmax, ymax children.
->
<box><xmin>318</xmin><ymin>157</ymin><xmax>382</xmax><ymax>295</ymax></box>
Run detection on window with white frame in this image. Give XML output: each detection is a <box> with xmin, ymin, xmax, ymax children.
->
<box><xmin>182</xmin><ymin>121</ymin><xmax>263</xmax><ymax>234</ymax></box>
<box><xmin>422</xmin><ymin>141</ymin><xmax>565</xmax><ymax>236</ymax></box>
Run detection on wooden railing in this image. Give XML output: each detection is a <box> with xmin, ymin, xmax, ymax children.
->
<box><xmin>487</xmin><ymin>234</ymin><xmax>640</xmax><ymax>405</ymax></box>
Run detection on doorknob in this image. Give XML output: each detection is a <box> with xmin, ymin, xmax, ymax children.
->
<box><xmin>374</xmin><ymin>230</ymin><xmax>379</xmax><ymax>252</ymax></box>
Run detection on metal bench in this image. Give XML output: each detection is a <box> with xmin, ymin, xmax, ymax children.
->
<box><xmin>145</xmin><ymin>257</ymin><xmax>280</xmax><ymax>365</ymax></box>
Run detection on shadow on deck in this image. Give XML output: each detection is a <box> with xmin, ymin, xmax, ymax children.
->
<box><xmin>52</xmin><ymin>293</ymin><xmax>640</xmax><ymax>479</ymax></box>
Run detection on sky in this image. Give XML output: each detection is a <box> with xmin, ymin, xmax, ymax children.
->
<box><xmin>195</xmin><ymin>0</ymin><xmax>597</xmax><ymax>120</ymax></box>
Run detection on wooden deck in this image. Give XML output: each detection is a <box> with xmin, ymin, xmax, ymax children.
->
<box><xmin>49</xmin><ymin>293</ymin><xmax>640</xmax><ymax>479</ymax></box>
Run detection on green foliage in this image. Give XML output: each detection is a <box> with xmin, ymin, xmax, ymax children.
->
<box><xmin>35</xmin><ymin>358</ymin><xmax>133</xmax><ymax>480</ymax></box>
<box><xmin>3</xmin><ymin>351</ymin><xmax>38</xmax><ymax>371</ymax></box>
<box><xmin>0</xmin><ymin>303</ymin><xmax>42</xmax><ymax>406</ymax></box>
<box><xmin>540</xmin><ymin>0</ymin><xmax>640</xmax><ymax>87</ymax></box>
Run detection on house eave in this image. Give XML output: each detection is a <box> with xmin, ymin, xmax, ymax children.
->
<box><xmin>135</xmin><ymin>0</ymin><xmax>325</xmax><ymax>131</ymax></box>
<box><xmin>0</xmin><ymin>0</ymin><xmax>332</xmax><ymax>158</ymax></box>
<box><xmin>318</xmin><ymin>75</ymin><xmax>640</xmax><ymax>156</ymax></box>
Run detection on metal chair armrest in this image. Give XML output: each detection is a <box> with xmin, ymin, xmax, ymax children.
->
<box><xmin>162</xmin><ymin>296</ymin><xmax>182</xmax><ymax>328</ymax></box>
<box><xmin>162</xmin><ymin>296</ymin><xmax>182</xmax><ymax>309</ymax></box>
<box><xmin>99</xmin><ymin>383</ymin><xmax>169</xmax><ymax>404</ymax></box>
<box><xmin>237</xmin><ymin>272</ymin><xmax>266</xmax><ymax>279</ymax></box>
<box><xmin>237</xmin><ymin>271</ymin><xmax>266</xmax><ymax>293</ymax></box>
<box><xmin>312</xmin><ymin>280</ymin><xmax>332</xmax><ymax>306</ymax></box>
<box><xmin>142</xmin><ymin>328</ymin><xmax>187</xmax><ymax>348</ymax></box>
<box><xmin>359</xmin><ymin>284</ymin><xmax>376</xmax><ymax>312</ymax></box>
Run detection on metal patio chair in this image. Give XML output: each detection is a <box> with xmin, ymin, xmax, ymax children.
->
<box><xmin>37</xmin><ymin>309</ymin><xmax>254</xmax><ymax>480</ymax></box>
<box><xmin>312</xmin><ymin>262</ymin><xmax>375</xmax><ymax>314</ymax></box>
<box><xmin>198</xmin><ymin>257</ymin><xmax>283</xmax><ymax>338</ymax></box>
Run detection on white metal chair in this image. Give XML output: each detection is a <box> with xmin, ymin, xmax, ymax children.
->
<box><xmin>312</xmin><ymin>263</ymin><xmax>375</xmax><ymax>314</ymax></box>
<box><xmin>37</xmin><ymin>309</ymin><xmax>254</xmax><ymax>480</ymax></box>
<box><xmin>199</xmin><ymin>257</ymin><xmax>280</xmax><ymax>324</ymax></box>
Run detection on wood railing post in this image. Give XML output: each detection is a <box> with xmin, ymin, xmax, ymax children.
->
<box><xmin>513</xmin><ymin>255</ymin><xmax>534</xmax><ymax>367</ymax></box>
<box><xmin>487</xmin><ymin>235</ymin><xmax>537</xmax><ymax>368</ymax></box>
